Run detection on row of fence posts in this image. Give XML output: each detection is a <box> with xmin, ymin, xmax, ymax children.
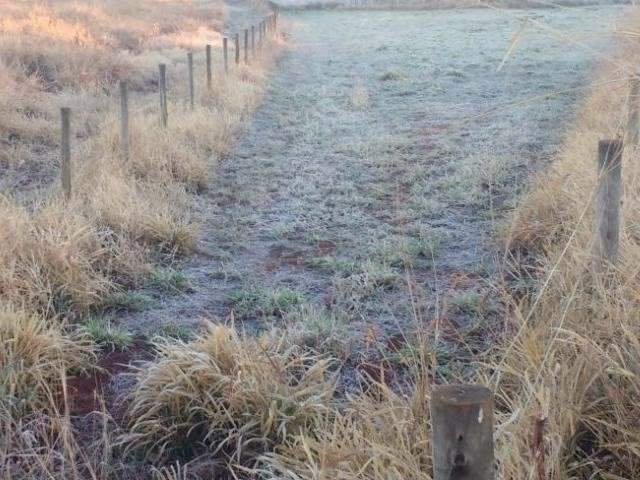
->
<box><xmin>57</xmin><ymin>12</ymin><xmax>279</xmax><ymax>199</ymax></box>
<box><xmin>55</xmin><ymin>11</ymin><xmax>633</xmax><ymax>478</ymax></box>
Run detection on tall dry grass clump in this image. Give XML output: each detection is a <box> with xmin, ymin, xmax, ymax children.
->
<box><xmin>122</xmin><ymin>324</ymin><xmax>336</xmax><ymax>473</ymax></box>
<box><xmin>265</xmin><ymin>374</ymin><xmax>433</xmax><ymax>480</ymax></box>
<box><xmin>489</xmin><ymin>17</ymin><xmax>640</xmax><ymax>478</ymax></box>
<box><xmin>0</xmin><ymin>306</ymin><xmax>94</xmax><ymax>415</ymax></box>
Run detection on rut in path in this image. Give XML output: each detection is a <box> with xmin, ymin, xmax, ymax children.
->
<box><xmin>119</xmin><ymin>8</ymin><xmax>617</xmax><ymax>352</ymax></box>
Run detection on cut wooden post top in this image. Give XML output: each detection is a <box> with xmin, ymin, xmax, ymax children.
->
<box><xmin>432</xmin><ymin>384</ymin><xmax>493</xmax><ymax>406</ymax></box>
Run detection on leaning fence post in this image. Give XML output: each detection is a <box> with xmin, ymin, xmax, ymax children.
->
<box><xmin>119</xmin><ymin>81</ymin><xmax>130</xmax><ymax>161</ymax></box>
<box><xmin>187</xmin><ymin>52</ymin><xmax>194</xmax><ymax>110</ymax></box>
<box><xmin>244</xmin><ymin>28</ymin><xmax>249</xmax><ymax>64</ymax></box>
<box><xmin>159</xmin><ymin>64</ymin><xmax>168</xmax><ymax>127</ymax></box>
<box><xmin>431</xmin><ymin>385</ymin><xmax>494</xmax><ymax>480</ymax></box>
<box><xmin>206</xmin><ymin>44</ymin><xmax>212</xmax><ymax>90</ymax></box>
<box><xmin>627</xmin><ymin>76</ymin><xmax>640</xmax><ymax>148</ymax></box>
<box><xmin>223</xmin><ymin>37</ymin><xmax>229</xmax><ymax>73</ymax></box>
<box><xmin>60</xmin><ymin>107</ymin><xmax>71</xmax><ymax>199</ymax></box>
<box><xmin>594</xmin><ymin>140</ymin><xmax>623</xmax><ymax>267</ymax></box>
<box><xmin>235</xmin><ymin>33</ymin><xmax>240</xmax><ymax>65</ymax></box>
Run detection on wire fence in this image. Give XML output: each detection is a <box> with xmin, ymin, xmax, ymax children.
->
<box><xmin>57</xmin><ymin>11</ymin><xmax>280</xmax><ymax>199</ymax></box>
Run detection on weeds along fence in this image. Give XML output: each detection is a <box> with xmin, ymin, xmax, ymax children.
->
<box><xmin>57</xmin><ymin>11</ymin><xmax>280</xmax><ymax>199</ymax></box>
<box><xmin>430</xmin><ymin>76</ymin><xmax>639</xmax><ymax>478</ymax></box>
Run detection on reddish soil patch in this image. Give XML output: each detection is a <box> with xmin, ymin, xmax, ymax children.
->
<box><xmin>66</xmin><ymin>341</ymin><xmax>149</xmax><ymax>416</ymax></box>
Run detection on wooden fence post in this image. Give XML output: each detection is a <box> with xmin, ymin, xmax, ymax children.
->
<box><xmin>159</xmin><ymin>64</ymin><xmax>168</xmax><ymax>127</ymax></box>
<box><xmin>119</xmin><ymin>81</ymin><xmax>130</xmax><ymax>161</ymax></box>
<box><xmin>628</xmin><ymin>76</ymin><xmax>640</xmax><ymax>148</ymax></box>
<box><xmin>60</xmin><ymin>107</ymin><xmax>72</xmax><ymax>199</ymax></box>
<box><xmin>206</xmin><ymin>44</ymin><xmax>212</xmax><ymax>90</ymax></box>
<box><xmin>187</xmin><ymin>52</ymin><xmax>194</xmax><ymax>110</ymax></box>
<box><xmin>244</xmin><ymin>28</ymin><xmax>249</xmax><ymax>64</ymax></box>
<box><xmin>594</xmin><ymin>140</ymin><xmax>623</xmax><ymax>267</ymax></box>
<box><xmin>431</xmin><ymin>385</ymin><xmax>494</xmax><ymax>480</ymax></box>
<box><xmin>235</xmin><ymin>33</ymin><xmax>240</xmax><ymax>65</ymax></box>
<box><xmin>251</xmin><ymin>25</ymin><xmax>255</xmax><ymax>59</ymax></box>
<box><xmin>223</xmin><ymin>37</ymin><xmax>229</xmax><ymax>73</ymax></box>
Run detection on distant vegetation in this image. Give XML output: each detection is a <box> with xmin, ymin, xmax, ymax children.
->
<box><xmin>274</xmin><ymin>0</ymin><xmax>627</xmax><ymax>9</ymax></box>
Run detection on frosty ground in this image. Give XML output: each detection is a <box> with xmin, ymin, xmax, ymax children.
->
<box><xmin>119</xmin><ymin>6</ymin><xmax>620</xmax><ymax>371</ymax></box>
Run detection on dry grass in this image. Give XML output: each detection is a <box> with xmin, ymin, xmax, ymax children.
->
<box><xmin>0</xmin><ymin>1</ymin><xmax>283</xmax><ymax>477</ymax></box>
<box><xmin>489</xmin><ymin>25</ymin><xmax>640</xmax><ymax>477</ymax></box>
<box><xmin>0</xmin><ymin>306</ymin><xmax>94</xmax><ymax>415</ymax></box>
<box><xmin>0</xmin><ymin>0</ymin><xmax>276</xmax><ymax>320</ymax></box>
<box><xmin>121</xmin><ymin>324</ymin><xmax>337</xmax><ymax>473</ymax></box>
<box><xmin>4</xmin><ymin>1</ymin><xmax>639</xmax><ymax>479</ymax></box>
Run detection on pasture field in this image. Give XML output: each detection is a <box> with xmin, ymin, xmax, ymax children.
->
<box><xmin>3</xmin><ymin>1</ymin><xmax>640</xmax><ymax>479</ymax></box>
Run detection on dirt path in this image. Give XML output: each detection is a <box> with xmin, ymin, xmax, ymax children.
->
<box><xmin>120</xmin><ymin>6</ymin><xmax>619</xmax><ymax>360</ymax></box>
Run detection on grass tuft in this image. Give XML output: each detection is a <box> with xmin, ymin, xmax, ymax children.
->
<box><xmin>121</xmin><ymin>324</ymin><xmax>336</xmax><ymax>469</ymax></box>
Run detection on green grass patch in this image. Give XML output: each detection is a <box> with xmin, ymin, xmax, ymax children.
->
<box><xmin>105</xmin><ymin>291</ymin><xmax>155</xmax><ymax>312</ymax></box>
<box><xmin>146</xmin><ymin>268</ymin><xmax>191</xmax><ymax>294</ymax></box>
<box><xmin>81</xmin><ymin>318</ymin><xmax>134</xmax><ymax>351</ymax></box>
<box><xmin>229</xmin><ymin>287</ymin><xmax>305</xmax><ymax>320</ymax></box>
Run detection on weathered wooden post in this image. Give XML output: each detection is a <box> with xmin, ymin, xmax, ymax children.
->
<box><xmin>431</xmin><ymin>385</ymin><xmax>494</xmax><ymax>480</ymax></box>
<box><xmin>119</xmin><ymin>80</ymin><xmax>130</xmax><ymax>161</ymax></box>
<box><xmin>259</xmin><ymin>21</ymin><xmax>263</xmax><ymax>50</ymax></box>
<box><xmin>60</xmin><ymin>107</ymin><xmax>71</xmax><ymax>199</ymax></box>
<box><xmin>223</xmin><ymin>37</ymin><xmax>229</xmax><ymax>73</ymax></box>
<box><xmin>627</xmin><ymin>76</ymin><xmax>640</xmax><ymax>148</ymax></box>
<box><xmin>594</xmin><ymin>140</ymin><xmax>623</xmax><ymax>267</ymax></box>
<box><xmin>234</xmin><ymin>33</ymin><xmax>240</xmax><ymax>65</ymax></box>
<box><xmin>187</xmin><ymin>52</ymin><xmax>194</xmax><ymax>110</ymax></box>
<box><xmin>251</xmin><ymin>25</ymin><xmax>256</xmax><ymax>59</ymax></box>
<box><xmin>159</xmin><ymin>64</ymin><xmax>168</xmax><ymax>128</ymax></box>
<box><xmin>206</xmin><ymin>44</ymin><xmax>212</xmax><ymax>90</ymax></box>
<box><xmin>244</xmin><ymin>28</ymin><xmax>249</xmax><ymax>64</ymax></box>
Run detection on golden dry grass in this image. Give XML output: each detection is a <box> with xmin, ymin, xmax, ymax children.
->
<box><xmin>3</xmin><ymin>1</ymin><xmax>639</xmax><ymax>479</ymax></box>
<box><xmin>0</xmin><ymin>0</ymin><xmax>275</xmax><ymax>320</ymax></box>
<box><xmin>490</xmin><ymin>25</ymin><xmax>640</xmax><ymax>477</ymax></box>
<box><xmin>121</xmin><ymin>324</ymin><xmax>336</xmax><ymax>473</ymax></box>
<box><xmin>0</xmin><ymin>1</ymin><xmax>283</xmax><ymax>477</ymax></box>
